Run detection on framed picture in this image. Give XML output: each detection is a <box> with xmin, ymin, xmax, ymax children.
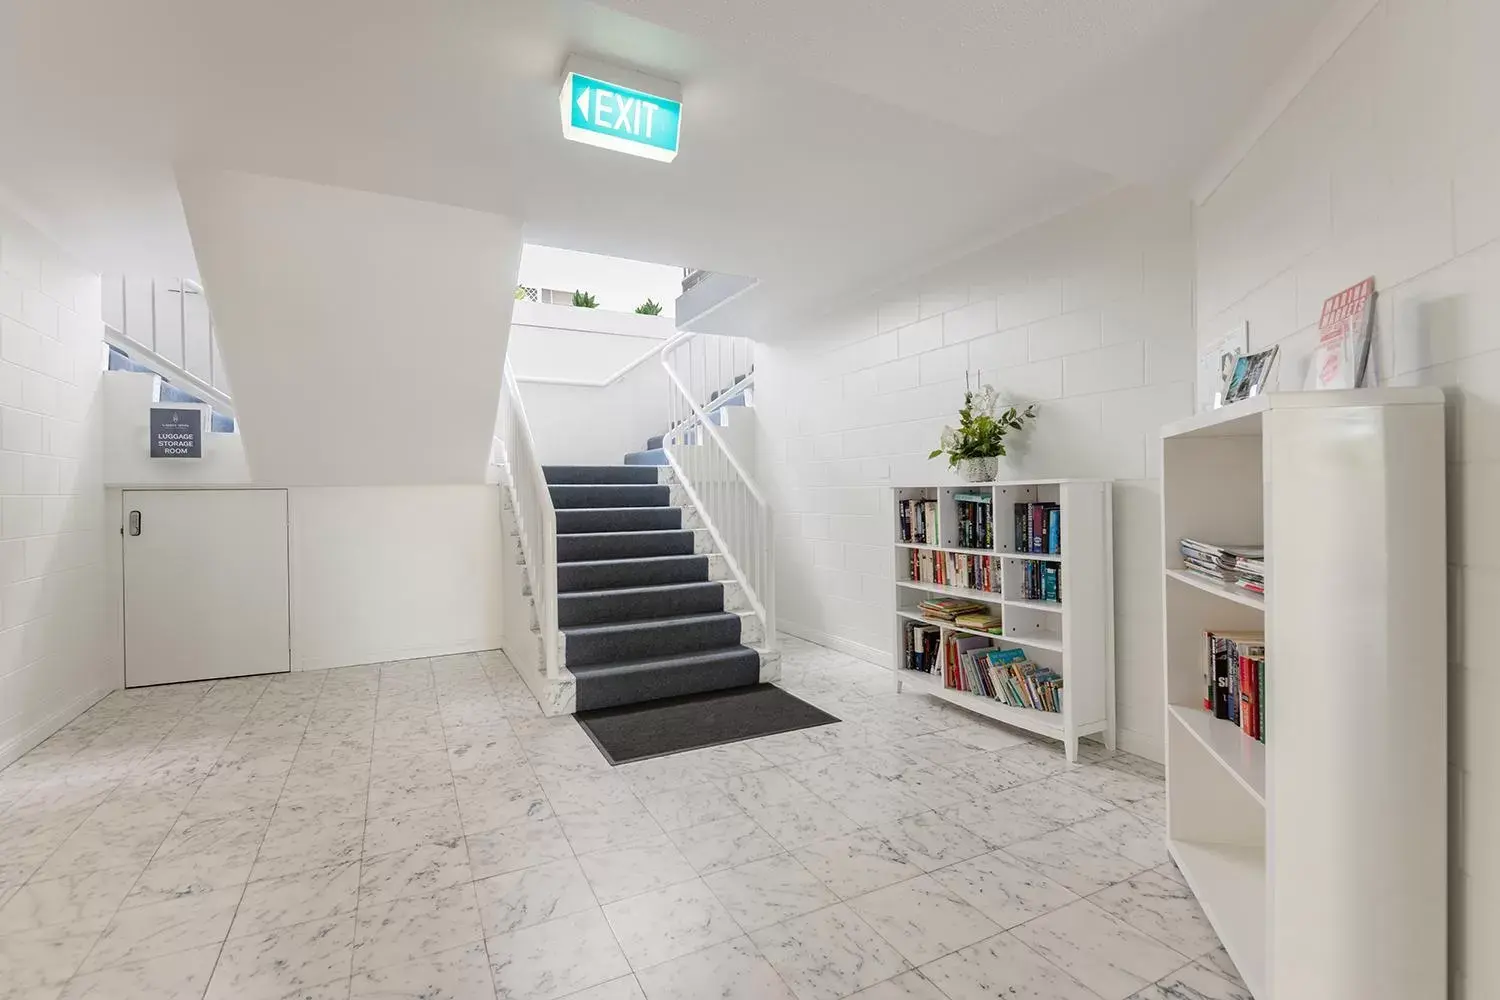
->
<box><xmin>1198</xmin><ymin>323</ymin><xmax>1248</xmax><ymax>410</ymax></box>
<box><xmin>1224</xmin><ymin>345</ymin><xmax>1280</xmax><ymax>404</ymax></box>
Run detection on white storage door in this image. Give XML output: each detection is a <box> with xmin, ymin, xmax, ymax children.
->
<box><xmin>123</xmin><ymin>489</ymin><xmax>290</xmax><ymax>687</ymax></box>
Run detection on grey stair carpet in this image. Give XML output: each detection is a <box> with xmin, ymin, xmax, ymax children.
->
<box><xmin>624</xmin><ymin>448</ymin><xmax>669</xmax><ymax>466</ymax></box>
<box><xmin>577</xmin><ymin>684</ymin><xmax>838</xmax><ymax>763</ymax></box>
<box><xmin>558</xmin><ymin>582</ymin><xmax>725</xmax><ymax>627</ymax></box>
<box><xmin>542</xmin><ymin>454</ymin><xmax>764</xmax><ymax>714</ymax></box>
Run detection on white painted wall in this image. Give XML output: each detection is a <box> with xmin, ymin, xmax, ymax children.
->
<box><xmin>518</xmin><ymin>245</ymin><xmax>682</xmax><ymax>317</ymax></box>
<box><xmin>0</xmin><ymin>200</ymin><xmax>111</xmax><ymax>768</ymax></box>
<box><xmin>520</xmin><ymin>362</ymin><xmax>669</xmax><ymax>467</ymax></box>
<box><xmin>507</xmin><ymin>301</ymin><xmax>674</xmax><ymax>384</ymax></box>
<box><xmin>1192</xmin><ymin>0</ymin><xmax>1496</xmax><ymax>992</ymax></box>
<box><xmin>102</xmin><ymin>371</ymin><xmax>251</xmax><ymax>485</ymax></box>
<box><xmin>287</xmin><ymin>487</ymin><xmax>504</xmax><ymax>671</ymax></box>
<box><xmin>177</xmin><ymin>169</ymin><xmax>521</xmax><ymax>486</ymax></box>
<box><xmin>755</xmin><ymin>186</ymin><xmax>1196</xmax><ymax>761</ymax></box>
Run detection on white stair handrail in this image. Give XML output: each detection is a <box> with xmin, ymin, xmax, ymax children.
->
<box><xmin>517</xmin><ymin>329</ymin><xmax>694</xmax><ymax>388</ymax></box>
<box><xmin>659</xmin><ymin>335</ymin><xmax>775</xmax><ymax>647</ymax></box>
<box><xmin>498</xmin><ymin>361</ymin><xmax>560</xmax><ymax>679</ymax></box>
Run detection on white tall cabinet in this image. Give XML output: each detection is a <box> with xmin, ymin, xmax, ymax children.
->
<box><xmin>1159</xmin><ymin>389</ymin><xmax>1447</xmax><ymax>1000</ymax></box>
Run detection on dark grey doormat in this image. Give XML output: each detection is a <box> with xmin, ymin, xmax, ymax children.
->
<box><xmin>575</xmin><ymin>684</ymin><xmax>840</xmax><ymax>765</ymax></box>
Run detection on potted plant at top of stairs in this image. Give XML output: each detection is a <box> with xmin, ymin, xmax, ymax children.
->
<box><xmin>635</xmin><ymin>299</ymin><xmax>663</xmax><ymax>315</ymax></box>
<box><xmin>572</xmin><ymin>290</ymin><xmax>599</xmax><ymax>308</ymax></box>
<box><xmin>929</xmin><ymin>370</ymin><xmax>1038</xmax><ymax>483</ymax></box>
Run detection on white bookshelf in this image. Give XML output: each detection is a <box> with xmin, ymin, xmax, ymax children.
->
<box><xmin>1160</xmin><ymin>389</ymin><xmax>1447</xmax><ymax>1000</ymax></box>
<box><xmin>890</xmin><ymin>478</ymin><xmax>1115</xmax><ymax>762</ymax></box>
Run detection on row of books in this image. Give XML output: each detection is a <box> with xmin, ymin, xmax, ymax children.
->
<box><xmin>904</xmin><ymin>622</ymin><xmax>943</xmax><ymax>674</ymax></box>
<box><xmin>1017</xmin><ymin>562</ymin><xmax>1062</xmax><ymax>603</ymax></box>
<box><xmin>1014</xmin><ymin>502</ymin><xmax>1061</xmax><ymax>555</ymax></box>
<box><xmin>917</xmin><ymin>598</ymin><xmax>1004</xmax><ymax>634</ymax></box>
<box><xmin>953</xmin><ymin>493</ymin><xmax>994</xmax><ymax>549</ymax></box>
<box><xmin>898</xmin><ymin>498</ymin><xmax>939</xmax><ymax>545</ymax></box>
<box><xmin>945</xmin><ymin>634</ymin><xmax>1062</xmax><ymax>713</ymax></box>
<box><xmin>1180</xmin><ymin>538</ymin><xmax>1264</xmax><ymax>596</ymax></box>
<box><xmin>1202</xmin><ymin>630</ymin><xmax>1266</xmax><ymax>742</ymax></box>
<box><xmin>906</xmin><ymin>550</ymin><xmax>999</xmax><ymax>593</ymax></box>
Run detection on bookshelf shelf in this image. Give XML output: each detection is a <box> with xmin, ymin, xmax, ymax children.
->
<box><xmin>1002</xmin><ymin>598</ymin><xmax>1064</xmax><ymax>615</ymax></box>
<box><xmin>896</xmin><ymin>542</ymin><xmax>995</xmax><ymax>557</ymax></box>
<box><xmin>894</xmin><ymin>610</ymin><xmax>1063</xmax><ymax>652</ymax></box>
<box><xmin>892</xmin><ymin>478</ymin><xmax>1114</xmax><ymax>762</ymax></box>
<box><xmin>894</xmin><ymin>580</ymin><xmax>1002</xmax><ymax>603</ymax></box>
<box><xmin>1167</xmin><ymin>704</ymin><xmax>1265</xmax><ymax>804</ymax></box>
<box><xmin>999</xmin><ymin>551</ymin><xmax>1062</xmax><ymax>563</ymax></box>
<box><xmin>1161</xmin><ymin>389</ymin><xmax>1447</xmax><ymax>1000</ymax></box>
<box><xmin>1165</xmin><ymin>568</ymin><xmax>1265</xmax><ymax>611</ymax></box>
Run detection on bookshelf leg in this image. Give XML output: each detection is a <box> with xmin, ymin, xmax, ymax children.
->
<box><xmin>1064</xmin><ymin>735</ymin><xmax>1079</xmax><ymax>765</ymax></box>
<box><xmin>1105</xmin><ymin>718</ymin><xmax>1117</xmax><ymax>752</ymax></box>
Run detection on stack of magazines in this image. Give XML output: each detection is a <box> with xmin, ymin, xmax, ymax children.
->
<box><xmin>1180</xmin><ymin>539</ymin><xmax>1263</xmax><ymax>589</ymax></box>
<box><xmin>918</xmin><ymin>597</ymin><xmax>986</xmax><ymax>622</ymax></box>
<box><xmin>1235</xmin><ymin>555</ymin><xmax>1264</xmax><ymax>596</ymax></box>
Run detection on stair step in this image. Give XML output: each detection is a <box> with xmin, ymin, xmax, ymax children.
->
<box><xmin>646</xmin><ymin>435</ymin><xmax>665</xmax><ymax>450</ymax></box>
<box><xmin>544</xmin><ymin>465</ymin><xmax>660</xmax><ymax>485</ymax></box>
<box><xmin>623</xmin><ymin>449</ymin><xmax>669</xmax><ymax>466</ymax></box>
<box><xmin>571</xmin><ymin>646</ymin><xmax>762</xmax><ymax>711</ymax></box>
<box><xmin>555</xmin><ymin>506</ymin><xmax>681</xmax><ymax>534</ymax></box>
<box><xmin>562</xmin><ymin>612</ymin><xmax>742</xmax><ymax>668</ymax></box>
<box><xmin>558</xmin><ymin>581</ymin><xmax>723</xmax><ymax>627</ymax></box>
<box><xmin>549</xmin><ymin>484</ymin><xmax>670</xmax><ymax>509</ymax></box>
<box><xmin>557</xmin><ymin>530</ymin><xmax>694</xmax><ymax>562</ymax></box>
<box><xmin>557</xmin><ymin>554</ymin><xmax>709</xmax><ymax>592</ymax></box>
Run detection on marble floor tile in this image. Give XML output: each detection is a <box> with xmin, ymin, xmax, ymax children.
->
<box><xmin>919</xmin><ymin>932</ymin><xmax>1100</xmax><ymax>1000</ymax></box>
<box><xmin>874</xmin><ymin>812</ymin><xmax>991</xmax><ymax>871</ymax></box>
<box><xmin>844</xmin><ymin>970</ymin><xmax>949</xmax><ymax>999</ymax></box>
<box><xmin>1005</xmin><ymin>827</ymin><xmax>1150</xmax><ymax>896</ymax></box>
<box><xmin>601</xmin><ymin>877</ymin><xmax>742</xmax><ymax>969</ymax></box>
<box><xmin>557</xmin><ymin>799</ymin><xmax>665</xmax><ymax>855</ymax></box>
<box><xmin>473</xmin><ymin>858</ymin><xmax>597</xmax><ymax>938</ymax></box>
<box><xmin>1010</xmin><ymin>901</ymin><xmax>1186</xmax><ymax>1000</ymax></box>
<box><xmin>79</xmin><ymin>886</ymin><xmax>241</xmax><ymax>973</ymax></box>
<box><xmin>231</xmin><ymin>861</ymin><xmax>361</xmax><ymax>939</ymax></box>
<box><xmin>750</xmin><ymin>903</ymin><xmax>910</xmax><ymax>1000</ymax></box>
<box><xmin>349</xmin><ymin>940</ymin><xmax>494</xmax><ymax>1000</ymax></box>
<box><xmin>487</xmin><ymin>908</ymin><xmax>630</xmax><ymax>1000</ymax></box>
<box><xmin>556</xmin><ymin>975</ymin><xmax>645</xmax><ymax>1000</ymax></box>
<box><xmin>938</xmin><ymin>794</ymin><xmax>1060</xmax><ymax>848</ymax></box>
<box><xmin>206</xmin><ymin>913</ymin><xmax>357</xmax><ymax>1000</ymax></box>
<box><xmin>928</xmin><ymin>849</ymin><xmax>1079</xmax><ymax>929</ymax></box>
<box><xmin>633</xmin><ymin>937</ymin><xmax>796</xmax><ymax>1000</ymax></box>
<box><xmin>792</xmin><ymin>830</ymin><xmax>924</xmax><ymax>899</ymax></box>
<box><xmin>1091</xmin><ymin>869</ymin><xmax>1222</xmax><ymax>958</ymax></box>
<box><xmin>0</xmin><ymin>643</ymin><xmax>1226</xmax><ymax>1000</ymax></box>
<box><xmin>0</xmin><ymin>866</ymin><xmax>141</xmax><ymax>933</ymax></box>
<box><xmin>638</xmin><ymin>782</ymin><xmax>743</xmax><ymax>832</ymax></box>
<box><xmin>846</xmin><ymin>874</ymin><xmax>1000</xmax><ymax>965</ymax></box>
<box><xmin>754</xmin><ymin>798</ymin><xmax>861</xmax><ymax>851</ymax></box>
<box><xmin>465</xmin><ymin>816</ymin><xmax>572</xmax><ymax>881</ymax></box>
<box><xmin>1129</xmin><ymin>961</ymin><xmax>1253</xmax><ymax>1000</ymax></box>
<box><xmin>363</xmin><ymin>803</ymin><xmax>464</xmax><ymax>858</ymax></box>
<box><xmin>0</xmin><ymin>917</ymin><xmax>111</xmax><ymax>994</ymax></box>
<box><xmin>702</xmin><ymin>853</ymin><xmax>837</xmax><ymax>931</ymax></box>
<box><xmin>577</xmin><ymin>838</ymin><xmax>697</xmax><ymax>904</ymax></box>
<box><xmin>358</xmin><ymin>841</ymin><xmax>473</xmax><ymax>907</ymax></box>
<box><xmin>55</xmin><ymin>943</ymin><xmax>221</xmax><ymax>1000</ymax></box>
<box><xmin>1067</xmin><ymin>808</ymin><xmax>1169</xmax><ymax>871</ymax></box>
<box><xmin>353</xmin><ymin>883</ymin><xmax>484</xmax><ymax>973</ymax></box>
<box><xmin>666</xmin><ymin>815</ymin><xmax>783</xmax><ymax>875</ymax></box>
<box><xmin>252</xmin><ymin>817</ymin><xmax>365</xmax><ymax>882</ymax></box>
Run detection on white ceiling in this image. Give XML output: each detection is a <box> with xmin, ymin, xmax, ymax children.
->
<box><xmin>0</xmin><ymin>0</ymin><xmax>1338</xmax><ymax>337</ymax></box>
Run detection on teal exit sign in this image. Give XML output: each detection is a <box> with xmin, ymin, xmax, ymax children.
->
<box><xmin>560</xmin><ymin>68</ymin><xmax>682</xmax><ymax>163</ymax></box>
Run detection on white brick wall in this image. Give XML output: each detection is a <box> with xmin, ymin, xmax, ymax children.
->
<box><xmin>1194</xmin><ymin>0</ymin><xmax>1496</xmax><ymax>993</ymax></box>
<box><xmin>756</xmin><ymin>186</ymin><xmax>1196</xmax><ymax>760</ymax></box>
<box><xmin>0</xmin><ymin>205</ymin><xmax>111</xmax><ymax>768</ymax></box>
